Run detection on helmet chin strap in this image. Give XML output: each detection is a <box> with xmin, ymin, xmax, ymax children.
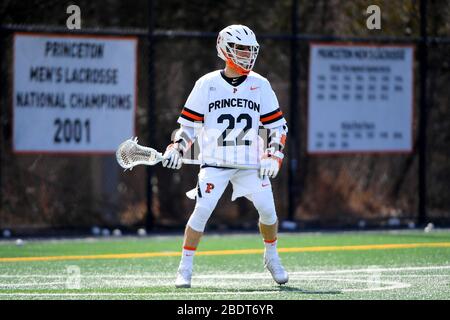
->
<box><xmin>220</xmin><ymin>47</ymin><xmax>252</xmax><ymax>76</ymax></box>
<box><xmin>226</xmin><ymin>59</ymin><xmax>250</xmax><ymax>76</ymax></box>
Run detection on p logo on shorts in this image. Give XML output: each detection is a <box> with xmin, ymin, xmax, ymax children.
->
<box><xmin>205</xmin><ymin>183</ymin><xmax>215</xmax><ymax>193</ymax></box>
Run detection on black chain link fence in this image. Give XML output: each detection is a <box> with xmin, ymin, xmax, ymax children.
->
<box><xmin>0</xmin><ymin>0</ymin><xmax>449</xmax><ymax>235</ymax></box>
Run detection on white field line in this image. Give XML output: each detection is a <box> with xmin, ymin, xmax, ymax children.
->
<box><xmin>0</xmin><ymin>291</ymin><xmax>276</xmax><ymax>297</ymax></box>
<box><xmin>0</xmin><ymin>282</ymin><xmax>67</xmax><ymax>288</ymax></box>
<box><xmin>0</xmin><ymin>278</ymin><xmax>412</xmax><ymax>295</ymax></box>
<box><xmin>288</xmin><ymin>265</ymin><xmax>450</xmax><ymax>275</ymax></box>
<box><xmin>0</xmin><ymin>275</ymin><xmax>445</xmax><ymax>290</ymax></box>
<box><xmin>0</xmin><ymin>278</ymin><xmax>412</xmax><ymax>293</ymax></box>
<box><xmin>0</xmin><ymin>274</ymin><xmax>447</xmax><ymax>280</ymax></box>
<box><xmin>1</xmin><ymin>265</ymin><xmax>449</xmax><ymax>279</ymax></box>
<box><xmin>1</xmin><ymin>265</ymin><xmax>449</xmax><ymax>295</ymax></box>
<box><xmin>331</xmin><ymin>278</ymin><xmax>411</xmax><ymax>292</ymax></box>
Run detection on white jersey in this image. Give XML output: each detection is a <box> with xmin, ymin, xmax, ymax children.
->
<box><xmin>177</xmin><ymin>70</ymin><xmax>286</xmax><ymax>167</ymax></box>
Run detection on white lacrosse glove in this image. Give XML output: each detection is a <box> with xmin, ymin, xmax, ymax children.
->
<box><xmin>162</xmin><ymin>142</ymin><xmax>183</xmax><ymax>170</ymax></box>
<box><xmin>260</xmin><ymin>148</ymin><xmax>284</xmax><ymax>179</ymax></box>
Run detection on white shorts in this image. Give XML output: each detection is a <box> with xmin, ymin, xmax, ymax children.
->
<box><xmin>186</xmin><ymin>167</ymin><xmax>272</xmax><ymax>202</ymax></box>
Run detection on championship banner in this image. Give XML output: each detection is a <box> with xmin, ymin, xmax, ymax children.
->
<box><xmin>13</xmin><ymin>33</ymin><xmax>137</xmax><ymax>153</ymax></box>
<box><xmin>308</xmin><ymin>43</ymin><xmax>414</xmax><ymax>154</ymax></box>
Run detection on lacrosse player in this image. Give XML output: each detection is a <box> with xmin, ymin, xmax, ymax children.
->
<box><xmin>162</xmin><ymin>25</ymin><xmax>289</xmax><ymax>288</ymax></box>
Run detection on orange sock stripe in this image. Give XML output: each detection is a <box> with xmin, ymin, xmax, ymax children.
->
<box><xmin>183</xmin><ymin>246</ymin><xmax>197</xmax><ymax>251</ymax></box>
<box><xmin>264</xmin><ymin>238</ymin><xmax>277</xmax><ymax>244</ymax></box>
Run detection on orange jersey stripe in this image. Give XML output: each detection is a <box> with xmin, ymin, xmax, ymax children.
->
<box><xmin>181</xmin><ymin>110</ymin><xmax>204</xmax><ymax>121</ymax></box>
<box><xmin>260</xmin><ymin>111</ymin><xmax>283</xmax><ymax>123</ymax></box>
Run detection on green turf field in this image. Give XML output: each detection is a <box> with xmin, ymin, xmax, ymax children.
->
<box><xmin>0</xmin><ymin>230</ymin><xmax>449</xmax><ymax>300</ymax></box>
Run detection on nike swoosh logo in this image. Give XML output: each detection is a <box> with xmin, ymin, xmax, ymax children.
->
<box><xmin>262</xmin><ymin>183</ymin><xmax>270</xmax><ymax>187</ymax></box>
<box><xmin>250</xmin><ymin>86</ymin><xmax>259</xmax><ymax>90</ymax></box>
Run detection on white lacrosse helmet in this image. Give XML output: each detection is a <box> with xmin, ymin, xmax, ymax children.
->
<box><xmin>216</xmin><ymin>25</ymin><xmax>260</xmax><ymax>75</ymax></box>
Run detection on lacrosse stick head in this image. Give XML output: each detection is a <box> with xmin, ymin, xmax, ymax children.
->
<box><xmin>116</xmin><ymin>137</ymin><xmax>162</xmax><ymax>170</ymax></box>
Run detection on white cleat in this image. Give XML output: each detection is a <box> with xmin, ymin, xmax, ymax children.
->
<box><xmin>175</xmin><ymin>268</ymin><xmax>192</xmax><ymax>288</ymax></box>
<box><xmin>264</xmin><ymin>255</ymin><xmax>289</xmax><ymax>285</ymax></box>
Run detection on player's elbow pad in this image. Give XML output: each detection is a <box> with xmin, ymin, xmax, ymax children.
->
<box><xmin>268</xmin><ymin>124</ymin><xmax>288</xmax><ymax>152</ymax></box>
<box><xmin>173</xmin><ymin>125</ymin><xmax>196</xmax><ymax>154</ymax></box>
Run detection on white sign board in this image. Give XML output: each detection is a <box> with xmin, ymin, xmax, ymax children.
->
<box><xmin>13</xmin><ymin>33</ymin><xmax>137</xmax><ymax>153</ymax></box>
<box><xmin>308</xmin><ymin>44</ymin><xmax>414</xmax><ymax>154</ymax></box>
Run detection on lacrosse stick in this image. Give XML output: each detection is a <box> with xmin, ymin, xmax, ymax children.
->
<box><xmin>116</xmin><ymin>137</ymin><xmax>259</xmax><ymax>170</ymax></box>
<box><xmin>116</xmin><ymin>137</ymin><xmax>163</xmax><ymax>170</ymax></box>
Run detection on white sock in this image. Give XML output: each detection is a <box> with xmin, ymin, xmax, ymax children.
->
<box><xmin>179</xmin><ymin>246</ymin><xmax>196</xmax><ymax>270</ymax></box>
<box><xmin>264</xmin><ymin>238</ymin><xmax>278</xmax><ymax>258</ymax></box>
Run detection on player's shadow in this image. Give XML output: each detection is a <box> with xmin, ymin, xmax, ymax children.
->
<box><xmin>203</xmin><ymin>286</ymin><xmax>341</xmax><ymax>295</ymax></box>
<box><xmin>278</xmin><ymin>285</ymin><xmax>342</xmax><ymax>295</ymax></box>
